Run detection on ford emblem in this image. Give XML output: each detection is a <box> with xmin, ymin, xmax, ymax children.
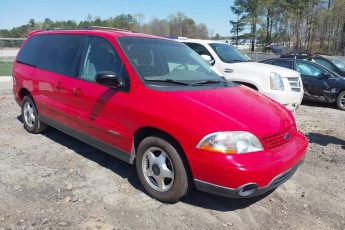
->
<box><xmin>284</xmin><ymin>133</ymin><xmax>290</xmax><ymax>140</ymax></box>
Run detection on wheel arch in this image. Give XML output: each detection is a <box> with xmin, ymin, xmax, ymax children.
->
<box><xmin>233</xmin><ymin>81</ymin><xmax>259</xmax><ymax>91</ymax></box>
<box><xmin>18</xmin><ymin>88</ymin><xmax>32</xmax><ymax>103</ymax></box>
<box><xmin>337</xmin><ymin>89</ymin><xmax>345</xmax><ymax>98</ymax></box>
<box><xmin>133</xmin><ymin>126</ymin><xmax>194</xmax><ymax>179</ymax></box>
<box><xmin>336</xmin><ymin>89</ymin><xmax>345</xmax><ymax>110</ymax></box>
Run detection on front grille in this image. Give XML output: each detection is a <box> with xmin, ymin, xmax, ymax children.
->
<box><xmin>261</xmin><ymin>127</ymin><xmax>295</xmax><ymax>150</ymax></box>
<box><xmin>287</xmin><ymin>77</ymin><xmax>301</xmax><ymax>92</ymax></box>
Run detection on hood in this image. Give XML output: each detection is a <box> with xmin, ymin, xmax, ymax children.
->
<box><xmin>228</xmin><ymin>62</ymin><xmax>299</xmax><ymax>78</ymax></box>
<box><xmin>170</xmin><ymin>85</ymin><xmax>294</xmax><ymax>138</ymax></box>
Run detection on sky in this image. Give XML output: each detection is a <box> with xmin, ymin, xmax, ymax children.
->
<box><xmin>0</xmin><ymin>0</ymin><xmax>235</xmax><ymax>36</ymax></box>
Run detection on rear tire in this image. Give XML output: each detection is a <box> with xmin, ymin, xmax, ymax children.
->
<box><xmin>136</xmin><ymin>135</ymin><xmax>190</xmax><ymax>203</ymax></box>
<box><xmin>336</xmin><ymin>91</ymin><xmax>345</xmax><ymax>111</ymax></box>
<box><xmin>21</xmin><ymin>96</ymin><xmax>48</xmax><ymax>133</ymax></box>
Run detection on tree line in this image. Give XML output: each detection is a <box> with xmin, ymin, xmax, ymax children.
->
<box><xmin>230</xmin><ymin>0</ymin><xmax>345</xmax><ymax>55</ymax></box>
<box><xmin>0</xmin><ymin>12</ymin><xmax>209</xmax><ymax>40</ymax></box>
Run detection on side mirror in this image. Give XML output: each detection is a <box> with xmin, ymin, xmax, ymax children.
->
<box><xmin>321</xmin><ymin>72</ymin><xmax>332</xmax><ymax>79</ymax></box>
<box><xmin>201</xmin><ymin>54</ymin><xmax>215</xmax><ymax>65</ymax></box>
<box><xmin>95</xmin><ymin>71</ymin><xmax>126</xmax><ymax>88</ymax></box>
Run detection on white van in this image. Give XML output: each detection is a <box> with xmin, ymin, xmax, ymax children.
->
<box><xmin>176</xmin><ymin>38</ymin><xmax>304</xmax><ymax>111</ymax></box>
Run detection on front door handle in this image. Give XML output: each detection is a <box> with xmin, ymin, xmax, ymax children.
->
<box><xmin>224</xmin><ymin>68</ymin><xmax>233</xmax><ymax>73</ymax></box>
<box><xmin>72</xmin><ymin>87</ymin><xmax>82</xmax><ymax>96</ymax></box>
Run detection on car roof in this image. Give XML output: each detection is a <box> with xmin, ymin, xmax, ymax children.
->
<box><xmin>175</xmin><ymin>38</ymin><xmax>228</xmax><ymax>45</ymax></box>
<box><xmin>262</xmin><ymin>58</ymin><xmax>314</xmax><ymax>64</ymax></box>
<box><xmin>29</xmin><ymin>28</ymin><xmax>165</xmax><ymax>40</ymax></box>
<box><xmin>317</xmin><ymin>55</ymin><xmax>340</xmax><ymax>61</ymax></box>
<box><xmin>262</xmin><ymin>58</ymin><xmax>339</xmax><ymax>72</ymax></box>
<box><xmin>263</xmin><ymin>58</ymin><xmax>297</xmax><ymax>62</ymax></box>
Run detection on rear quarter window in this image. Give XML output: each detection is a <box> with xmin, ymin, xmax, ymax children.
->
<box><xmin>16</xmin><ymin>35</ymin><xmax>47</xmax><ymax>67</ymax></box>
<box><xmin>38</xmin><ymin>34</ymin><xmax>86</xmax><ymax>77</ymax></box>
<box><xmin>271</xmin><ymin>60</ymin><xmax>293</xmax><ymax>69</ymax></box>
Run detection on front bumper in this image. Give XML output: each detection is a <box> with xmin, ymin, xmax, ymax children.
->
<box><xmin>261</xmin><ymin>90</ymin><xmax>303</xmax><ymax>111</ymax></box>
<box><xmin>189</xmin><ymin>131</ymin><xmax>308</xmax><ymax>198</ymax></box>
<box><xmin>194</xmin><ymin>160</ymin><xmax>303</xmax><ymax>198</ymax></box>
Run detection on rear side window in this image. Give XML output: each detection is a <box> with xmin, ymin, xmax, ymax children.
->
<box><xmin>39</xmin><ymin>34</ymin><xmax>86</xmax><ymax>77</ymax></box>
<box><xmin>185</xmin><ymin>43</ymin><xmax>213</xmax><ymax>57</ymax></box>
<box><xmin>16</xmin><ymin>35</ymin><xmax>47</xmax><ymax>67</ymax></box>
<box><xmin>271</xmin><ymin>60</ymin><xmax>293</xmax><ymax>70</ymax></box>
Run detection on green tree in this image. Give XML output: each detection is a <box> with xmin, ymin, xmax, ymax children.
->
<box><xmin>230</xmin><ymin>5</ymin><xmax>246</xmax><ymax>48</ymax></box>
<box><xmin>28</xmin><ymin>19</ymin><xmax>35</xmax><ymax>28</ymax></box>
<box><xmin>231</xmin><ymin>0</ymin><xmax>263</xmax><ymax>51</ymax></box>
<box><xmin>112</xmin><ymin>14</ymin><xmax>137</xmax><ymax>30</ymax></box>
<box><xmin>182</xmin><ymin>18</ymin><xmax>196</xmax><ymax>37</ymax></box>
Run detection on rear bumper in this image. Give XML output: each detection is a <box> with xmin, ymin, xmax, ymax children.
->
<box><xmin>194</xmin><ymin>160</ymin><xmax>303</xmax><ymax>198</ymax></box>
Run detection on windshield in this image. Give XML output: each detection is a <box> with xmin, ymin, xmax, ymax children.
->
<box><xmin>209</xmin><ymin>43</ymin><xmax>251</xmax><ymax>63</ymax></box>
<box><xmin>330</xmin><ymin>57</ymin><xmax>345</xmax><ymax>71</ymax></box>
<box><xmin>269</xmin><ymin>45</ymin><xmax>293</xmax><ymax>55</ymax></box>
<box><xmin>117</xmin><ymin>37</ymin><xmax>231</xmax><ymax>87</ymax></box>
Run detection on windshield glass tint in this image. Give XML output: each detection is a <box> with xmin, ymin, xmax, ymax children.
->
<box><xmin>117</xmin><ymin>37</ymin><xmax>228</xmax><ymax>85</ymax></box>
<box><xmin>330</xmin><ymin>58</ymin><xmax>345</xmax><ymax>71</ymax></box>
<box><xmin>209</xmin><ymin>43</ymin><xmax>250</xmax><ymax>63</ymax></box>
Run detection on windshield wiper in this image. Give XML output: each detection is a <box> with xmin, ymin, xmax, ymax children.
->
<box><xmin>191</xmin><ymin>79</ymin><xmax>229</xmax><ymax>86</ymax></box>
<box><xmin>145</xmin><ymin>79</ymin><xmax>191</xmax><ymax>86</ymax></box>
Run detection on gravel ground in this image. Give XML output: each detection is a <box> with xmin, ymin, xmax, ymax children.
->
<box><xmin>0</xmin><ymin>80</ymin><xmax>345</xmax><ymax>230</ymax></box>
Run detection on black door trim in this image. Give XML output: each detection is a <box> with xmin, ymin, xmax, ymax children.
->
<box><xmin>40</xmin><ymin>116</ymin><xmax>133</xmax><ymax>164</ymax></box>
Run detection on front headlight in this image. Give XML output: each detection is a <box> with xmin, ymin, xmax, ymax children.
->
<box><xmin>270</xmin><ymin>72</ymin><xmax>284</xmax><ymax>90</ymax></box>
<box><xmin>196</xmin><ymin>131</ymin><xmax>263</xmax><ymax>154</ymax></box>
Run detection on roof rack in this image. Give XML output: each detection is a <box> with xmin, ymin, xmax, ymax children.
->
<box><xmin>85</xmin><ymin>26</ymin><xmax>131</xmax><ymax>32</ymax></box>
<box><xmin>29</xmin><ymin>30</ymin><xmax>44</xmax><ymax>36</ymax></box>
<box><xmin>166</xmin><ymin>36</ymin><xmax>188</xmax><ymax>40</ymax></box>
<box><xmin>45</xmin><ymin>26</ymin><xmax>132</xmax><ymax>32</ymax></box>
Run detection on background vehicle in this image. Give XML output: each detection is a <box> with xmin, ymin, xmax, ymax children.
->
<box><xmin>266</xmin><ymin>44</ymin><xmax>345</xmax><ymax>78</ymax></box>
<box><xmin>313</xmin><ymin>55</ymin><xmax>345</xmax><ymax>77</ymax></box>
<box><xmin>261</xmin><ymin>58</ymin><xmax>345</xmax><ymax>110</ymax></box>
<box><xmin>175</xmin><ymin>38</ymin><xmax>304</xmax><ymax>111</ymax></box>
<box><xmin>13</xmin><ymin>28</ymin><xmax>308</xmax><ymax>203</ymax></box>
<box><xmin>265</xmin><ymin>44</ymin><xmax>310</xmax><ymax>59</ymax></box>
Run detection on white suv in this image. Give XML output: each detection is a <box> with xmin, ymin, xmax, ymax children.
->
<box><xmin>176</xmin><ymin>38</ymin><xmax>304</xmax><ymax>111</ymax></box>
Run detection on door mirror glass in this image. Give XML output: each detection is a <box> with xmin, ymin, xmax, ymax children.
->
<box><xmin>201</xmin><ymin>54</ymin><xmax>215</xmax><ymax>65</ymax></box>
<box><xmin>321</xmin><ymin>72</ymin><xmax>332</xmax><ymax>79</ymax></box>
<box><xmin>95</xmin><ymin>71</ymin><xmax>126</xmax><ymax>88</ymax></box>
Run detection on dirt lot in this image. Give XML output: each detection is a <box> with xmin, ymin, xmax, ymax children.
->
<box><xmin>0</xmin><ymin>80</ymin><xmax>345</xmax><ymax>230</ymax></box>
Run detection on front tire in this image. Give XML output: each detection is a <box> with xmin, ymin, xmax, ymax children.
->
<box><xmin>336</xmin><ymin>91</ymin><xmax>345</xmax><ymax>111</ymax></box>
<box><xmin>136</xmin><ymin>135</ymin><xmax>190</xmax><ymax>203</ymax></box>
<box><xmin>21</xmin><ymin>96</ymin><xmax>48</xmax><ymax>133</ymax></box>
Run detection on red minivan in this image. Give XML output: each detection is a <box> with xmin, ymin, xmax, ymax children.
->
<box><xmin>13</xmin><ymin>28</ymin><xmax>308</xmax><ymax>202</ymax></box>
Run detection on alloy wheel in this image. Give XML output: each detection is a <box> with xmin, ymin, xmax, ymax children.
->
<box><xmin>23</xmin><ymin>101</ymin><xmax>35</xmax><ymax>127</ymax></box>
<box><xmin>141</xmin><ymin>147</ymin><xmax>174</xmax><ymax>192</ymax></box>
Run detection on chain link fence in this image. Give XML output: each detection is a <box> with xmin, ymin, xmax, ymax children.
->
<box><xmin>245</xmin><ymin>51</ymin><xmax>278</xmax><ymax>62</ymax></box>
<box><xmin>0</xmin><ymin>38</ymin><xmax>25</xmax><ymax>76</ymax></box>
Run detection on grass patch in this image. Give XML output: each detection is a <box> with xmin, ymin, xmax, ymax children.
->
<box><xmin>0</xmin><ymin>61</ymin><xmax>13</xmax><ymax>76</ymax></box>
